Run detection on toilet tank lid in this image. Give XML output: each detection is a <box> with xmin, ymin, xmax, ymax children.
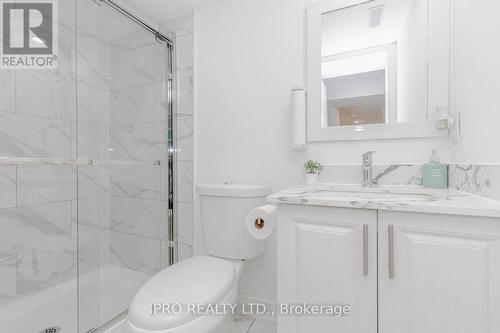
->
<box><xmin>197</xmin><ymin>183</ymin><xmax>270</xmax><ymax>197</ymax></box>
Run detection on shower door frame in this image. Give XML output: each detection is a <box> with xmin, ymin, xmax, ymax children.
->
<box><xmin>166</xmin><ymin>41</ymin><xmax>178</xmax><ymax>266</ymax></box>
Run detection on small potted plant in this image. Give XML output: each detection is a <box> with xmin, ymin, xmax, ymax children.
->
<box><xmin>304</xmin><ymin>160</ymin><xmax>322</xmax><ymax>187</ymax></box>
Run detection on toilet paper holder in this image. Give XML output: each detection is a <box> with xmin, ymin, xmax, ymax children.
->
<box><xmin>255</xmin><ymin>218</ymin><xmax>265</xmax><ymax>230</ymax></box>
<box><xmin>246</xmin><ymin>205</ymin><xmax>276</xmax><ymax>240</ymax></box>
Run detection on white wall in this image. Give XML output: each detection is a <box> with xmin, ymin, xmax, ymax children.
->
<box><xmin>194</xmin><ymin>0</ymin><xmax>451</xmax><ymax>304</ymax></box>
<box><xmin>450</xmin><ymin>0</ymin><xmax>500</xmax><ymax>164</ymax></box>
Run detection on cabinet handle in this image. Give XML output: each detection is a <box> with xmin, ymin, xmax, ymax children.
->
<box><xmin>363</xmin><ymin>224</ymin><xmax>369</xmax><ymax>276</ymax></box>
<box><xmin>388</xmin><ymin>224</ymin><xmax>395</xmax><ymax>279</ymax></box>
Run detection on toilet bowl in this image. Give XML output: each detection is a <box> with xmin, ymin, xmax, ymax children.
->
<box><xmin>124</xmin><ymin>256</ymin><xmax>242</xmax><ymax>333</ymax></box>
<box><xmin>125</xmin><ymin>183</ymin><xmax>270</xmax><ymax>333</ymax></box>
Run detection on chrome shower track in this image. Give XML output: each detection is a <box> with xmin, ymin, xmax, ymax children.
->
<box><xmin>94</xmin><ymin>0</ymin><xmax>173</xmax><ymax>46</ymax></box>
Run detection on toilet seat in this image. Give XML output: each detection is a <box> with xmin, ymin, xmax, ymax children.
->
<box><xmin>127</xmin><ymin>256</ymin><xmax>237</xmax><ymax>331</ymax></box>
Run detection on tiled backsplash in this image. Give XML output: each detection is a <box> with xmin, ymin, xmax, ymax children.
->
<box><xmin>320</xmin><ymin>164</ymin><xmax>500</xmax><ymax>203</ymax></box>
<box><xmin>319</xmin><ymin>164</ymin><xmax>424</xmax><ymax>186</ymax></box>
<box><xmin>449</xmin><ymin>165</ymin><xmax>500</xmax><ymax>202</ymax></box>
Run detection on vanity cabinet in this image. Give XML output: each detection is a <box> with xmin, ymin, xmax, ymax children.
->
<box><xmin>277</xmin><ymin>205</ymin><xmax>378</xmax><ymax>333</ymax></box>
<box><xmin>378</xmin><ymin>211</ymin><xmax>500</xmax><ymax>333</ymax></box>
<box><xmin>277</xmin><ymin>205</ymin><xmax>500</xmax><ymax>333</ymax></box>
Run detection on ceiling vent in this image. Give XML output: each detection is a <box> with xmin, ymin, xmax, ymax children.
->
<box><xmin>369</xmin><ymin>5</ymin><xmax>385</xmax><ymax>28</ymax></box>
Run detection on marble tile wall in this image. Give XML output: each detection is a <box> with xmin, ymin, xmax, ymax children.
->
<box><xmin>74</xmin><ymin>1</ymin><xmax>116</xmax><ymax>329</ymax></box>
<box><xmin>0</xmin><ymin>0</ymin><xmax>79</xmax><ymax>309</ymax></box>
<box><xmin>0</xmin><ymin>255</ymin><xmax>17</xmax><ymax>302</ymax></box>
<box><xmin>0</xmin><ymin>5</ymin><xmax>194</xmax><ymax>331</ymax></box>
<box><xmin>0</xmin><ymin>173</ymin><xmax>78</xmax><ymax>307</ymax></box>
<box><xmin>67</xmin><ymin>10</ymin><xmax>167</xmax><ymax>326</ymax></box>
<box><xmin>76</xmin><ymin>6</ymin><xmax>195</xmax><ymax>329</ymax></box>
<box><xmin>161</xmin><ymin>12</ymin><xmax>195</xmax><ymax>262</ymax></box>
<box><xmin>0</xmin><ymin>0</ymin><xmax>172</xmax><ymax>328</ymax></box>
<box><xmin>0</xmin><ymin>203</ymin><xmax>76</xmax><ymax>314</ymax></box>
<box><xmin>106</xmin><ymin>28</ymin><xmax>168</xmax><ymax>288</ymax></box>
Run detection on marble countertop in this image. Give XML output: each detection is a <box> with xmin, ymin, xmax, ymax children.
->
<box><xmin>267</xmin><ymin>184</ymin><xmax>500</xmax><ymax>218</ymax></box>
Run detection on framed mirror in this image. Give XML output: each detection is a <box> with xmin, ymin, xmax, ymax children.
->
<box><xmin>307</xmin><ymin>0</ymin><xmax>451</xmax><ymax>141</ymax></box>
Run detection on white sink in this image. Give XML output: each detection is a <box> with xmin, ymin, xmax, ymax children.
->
<box><xmin>308</xmin><ymin>186</ymin><xmax>442</xmax><ymax>202</ymax></box>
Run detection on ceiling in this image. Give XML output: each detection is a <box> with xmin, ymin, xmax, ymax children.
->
<box><xmin>119</xmin><ymin>0</ymin><xmax>219</xmax><ymax>23</ymax></box>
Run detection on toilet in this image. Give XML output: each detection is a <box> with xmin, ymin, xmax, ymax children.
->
<box><xmin>124</xmin><ymin>183</ymin><xmax>271</xmax><ymax>333</ymax></box>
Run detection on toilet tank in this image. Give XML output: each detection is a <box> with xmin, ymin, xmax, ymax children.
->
<box><xmin>197</xmin><ymin>183</ymin><xmax>271</xmax><ymax>260</ymax></box>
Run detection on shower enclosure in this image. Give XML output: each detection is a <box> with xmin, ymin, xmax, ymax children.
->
<box><xmin>0</xmin><ymin>1</ymin><xmax>177</xmax><ymax>332</ymax></box>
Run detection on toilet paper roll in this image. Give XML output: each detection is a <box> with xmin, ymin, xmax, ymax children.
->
<box><xmin>246</xmin><ymin>205</ymin><xmax>277</xmax><ymax>240</ymax></box>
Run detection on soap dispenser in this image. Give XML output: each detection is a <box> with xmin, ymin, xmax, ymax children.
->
<box><xmin>423</xmin><ymin>149</ymin><xmax>448</xmax><ymax>188</ymax></box>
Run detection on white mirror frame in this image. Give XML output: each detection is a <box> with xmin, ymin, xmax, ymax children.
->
<box><xmin>306</xmin><ymin>0</ymin><xmax>450</xmax><ymax>141</ymax></box>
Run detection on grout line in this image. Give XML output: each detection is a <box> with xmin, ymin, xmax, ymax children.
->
<box><xmin>1</xmin><ymin>199</ymin><xmax>74</xmax><ymax>210</ymax></box>
<box><xmin>0</xmin><ymin>107</ymin><xmax>75</xmax><ymax>123</ymax></box>
<box><xmin>108</xmin><ymin>228</ymin><xmax>175</xmax><ymax>244</ymax></box>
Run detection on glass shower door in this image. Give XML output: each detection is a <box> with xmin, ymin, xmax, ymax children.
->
<box><xmin>0</xmin><ymin>0</ymin><xmax>174</xmax><ymax>332</ymax></box>
<box><xmin>76</xmin><ymin>1</ymin><xmax>174</xmax><ymax>332</ymax></box>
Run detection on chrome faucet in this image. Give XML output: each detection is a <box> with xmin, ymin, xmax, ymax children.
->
<box><xmin>362</xmin><ymin>151</ymin><xmax>376</xmax><ymax>187</ymax></box>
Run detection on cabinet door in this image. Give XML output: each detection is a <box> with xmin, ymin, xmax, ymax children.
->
<box><xmin>277</xmin><ymin>205</ymin><xmax>377</xmax><ymax>333</ymax></box>
<box><xmin>379</xmin><ymin>211</ymin><xmax>500</xmax><ymax>333</ymax></box>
